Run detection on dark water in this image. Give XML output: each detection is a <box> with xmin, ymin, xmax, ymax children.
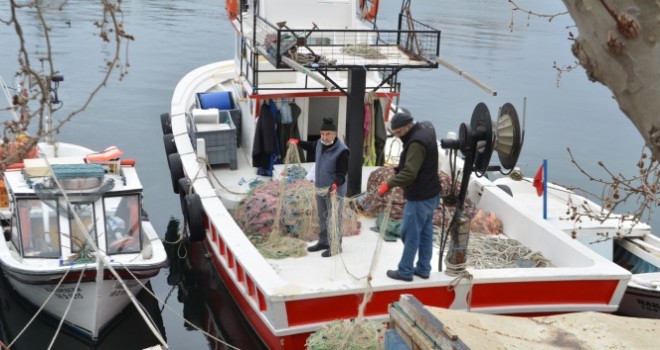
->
<box><xmin>0</xmin><ymin>0</ymin><xmax>654</xmax><ymax>349</ymax></box>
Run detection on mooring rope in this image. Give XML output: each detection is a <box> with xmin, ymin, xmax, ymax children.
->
<box><xmin>115</xmin><ymin>259</ymin><xmax>242</xmax><ymax>350</ymax></box>
<box><xmin>8</xmin><ymin>266</ymin><xmax>73</xmax><ymax>348</ymax></box>
<box><xmin>47</xmin><ymin>265</ymin><xmax>86</xmax><ymax>350</ymax></box>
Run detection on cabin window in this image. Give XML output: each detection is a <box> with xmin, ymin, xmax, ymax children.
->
<box><xmin>69</xmin><ymin>202</ymin><xmax>97</xmax><ymax>253</ymax></box>
<box><xmin>16</xmin><ymin>199</ymin><xmax>61</xmax><ymax>258</ymax></box>
<box><xmin>104</xmin><ymin>195</ymin><xmax>141</xmax><ymax>254</ymax></box>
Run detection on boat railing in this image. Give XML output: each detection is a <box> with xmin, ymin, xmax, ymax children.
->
<box><xmin>252</xmin><ymin>14</ymin><xmax>441</xmax><ymax>70</ymax></box>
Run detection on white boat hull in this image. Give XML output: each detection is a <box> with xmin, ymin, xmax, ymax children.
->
<box><xmin>4</xmin><ymin>273</ymin><xmax>146</xmax><ymax>339</ymax></box>
<box><xmin>617</xmin><ymin>273</ymin><xmax>660</xmax><ymax>318</ymax></box>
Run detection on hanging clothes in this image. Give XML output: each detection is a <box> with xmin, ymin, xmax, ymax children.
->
<box><xmin>277</xmin><ymin>100</ymin><xmax>304</xmax><ymax>161</ymax></box>
<box><xmin>280</xmin><ymin>98</ymin><xmax>293</xmax><ymax>124</ymax></box>
<box><xmin>252</xmin><ymin>100</ymin><xmax>277</xmax><ymax>175</ymax></box>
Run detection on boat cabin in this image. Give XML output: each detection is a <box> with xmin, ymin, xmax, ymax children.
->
<box><xmin>2</xmin><ymin>158</ymin><xmax>145</xmax><ymax>260</ymax></box>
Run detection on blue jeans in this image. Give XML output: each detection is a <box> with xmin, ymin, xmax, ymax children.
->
<box><xmin>397</xmin><ymin>194</ymin><xmax>440</xmax><ymax>278</ymax></box>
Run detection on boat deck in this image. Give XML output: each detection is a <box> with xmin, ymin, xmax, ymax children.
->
<box><xmin>202</xmin><ymin>149</ymin><xmax>435</xmax><ymax>289</ymax></box>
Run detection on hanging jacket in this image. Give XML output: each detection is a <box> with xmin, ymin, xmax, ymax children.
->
<box><xmin>252</xmin><ymin>101</ymin><xmax>276</xmax><ymax>169</ymax></box>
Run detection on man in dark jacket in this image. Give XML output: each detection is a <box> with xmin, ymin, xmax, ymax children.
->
<box><xmin>288</xmin><ymin>118</ymin><xmax>349</xmax><ymax>257</ymax></box>
<box><xmin>378</xmin><ymin>111</ymin><xmax>441</xmax><ymax>281</ymax></box>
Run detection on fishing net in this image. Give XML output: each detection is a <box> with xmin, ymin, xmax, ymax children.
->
<box><xmin>233</xmin><ymin>143</ymin><xmax>360</xmax><ymax>259</ymax></box>
<box><xmin>342</xmin><ymin>44</ymin><xmax>386</xmax><ymax>59</ymax></box>
<box><xmin>464</xmin><ymin>233</ymin><xmax>553</xmax><ymax>269</ymax></box>
<box><xmin>305</xmin><ymin>318</ymin><xmax>384</xmax><ymax>350</ymax></box>
<box><xmin>360</xmin><ymin>166</ymin><xmax>478</xmax><ymax>230</ymax></box>
<box><xmin>469</xmin><ymin>209</ymin><xmax>503</xmax><ymax>235</ymax></box>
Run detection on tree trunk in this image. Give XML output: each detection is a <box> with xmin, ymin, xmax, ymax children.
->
<box><xmin>562</xmin><ymin>0</ymin><xmax>660</xmax><ymax>160</ymax></box>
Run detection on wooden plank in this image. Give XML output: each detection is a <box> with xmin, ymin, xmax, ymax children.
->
<box><xmin>424</xmin><ymin>305</ymin><xmax>660</xmax><ymax>350</ymax></box>
<box><xmin>388</xmin><ymin>294</ymin><xmax>470</xmax><ymax>350</ymax></box>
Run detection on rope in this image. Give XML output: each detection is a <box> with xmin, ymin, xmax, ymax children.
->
<box><xmin>446</xmin><ymin>270</ymin><xmax>474</xmax><ymax>312</ymax></box>
<box><xmin>114</xmin><ymin>259</ymin><xmax>242</xmax><ymax>350</ymax></box>
<box><xmin>47</xmin><ymin>265</ymin><xmax>86</xmax><ymax>350</ymax></box>
<box><xmin>8</xmin><ymin>266</ymin><xmax>73</xmax><ymax>348</ymax></box>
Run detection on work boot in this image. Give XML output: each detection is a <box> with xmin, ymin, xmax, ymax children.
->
<box><xmin>307</xmin><ymin>242</ymin><xmax>329</xmax><ymax>252</ymax></box>
<box><xmin>386</xmin><ymin>270</ymin><xmax>413</xmax><ymax>282</ymax></box>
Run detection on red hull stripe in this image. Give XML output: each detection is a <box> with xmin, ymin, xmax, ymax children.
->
<box><xmin>470</xmin><ymin>280</ymin><xmax>620</xmax><ymax>307</ymax></box>
<box><xmin>286</xmin><ymin>287</ymin><xmax>455</xmax><ymax>326</ymax></box>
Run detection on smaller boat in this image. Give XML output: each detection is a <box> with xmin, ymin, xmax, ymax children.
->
<box><xmin>492</xmin><ymin>176</ymin><xmax>660</xmax><ymax>318</ymax></box>
<box><xmin>0</xmin><ymin>142</ymin><xmax>168</xmax><ymax>340</ymax></box>
<box><xmin>0</xmin><ymin>75</ymin><xmax>168</xmax><ymax>341</ymax></box>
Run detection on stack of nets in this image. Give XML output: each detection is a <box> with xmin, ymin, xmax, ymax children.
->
<box><xmin>305</xmin><ymin>319</ymin><xmax>383</xmax><ymax>350</ymax></box>
<box><xmin>361</xmin><ymin>166</ymin><xmax>478</xmax><ymax>230</ymax></box>
<box><xmin>234</xmin><ymin>178</ymin><xmax>319</xmax><ymax>240</ymax></box>
<box><xmin>233</xmin><ymin>161</ymin><xmax>360</xmax><ymax>258</ymax></box>
<box><xmin>465</xmin><ymin>233</ymin><xmax>553</xmax><ymax>269</ymax></box>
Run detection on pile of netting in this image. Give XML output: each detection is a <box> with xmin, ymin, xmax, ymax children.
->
<box><xmin>463</xmin><ymin>233</ymin><xmax>553</xmax><ymax>269</ymax></box>
<box><xmin>305</xmin><ymin>319</ymin><xmax>384</xmax><ymax>350</ymax></box>
<box><xmin>341</xmin><ymin>44</ymin><xmax>386</xmax><ymax>59</ymax></box>
<box><xmin>360</xmin><ymin>166</ymin><xmax>478</xmax><ymax>230</ymax></box>
<box><xmin>232</xmin><ymin>145</ymin><xmax>360</xmax><ymax>259</ymax></box>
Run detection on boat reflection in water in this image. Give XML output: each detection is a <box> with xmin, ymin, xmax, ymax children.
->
<box><xmin>0</xmin><ymin>271</ymin><xmax>166</xmax><ymax>349</ymax></box>
<box><xmin>165</xmin><ymin>218</ymin><xmax>266</xmax><ymax>350</ymax></box>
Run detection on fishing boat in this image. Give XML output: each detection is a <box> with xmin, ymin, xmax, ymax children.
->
<box><xmin>162</xmin><ymin>1</ymin><xmax>631</xmax><ymax>348</ymax></box>
<box><xmin>0</xmin><ymin>76</ymin><xmax>168</xmax><ymax>341</ymax></box>
<box><xmin>493</xmin><ymin>175</ymin><xmax>660</xmax><ymax>318</ymax></box>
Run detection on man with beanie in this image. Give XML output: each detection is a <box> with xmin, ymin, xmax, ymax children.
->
<box><xmin>378</xmin><ymin>110</ymin><xmax>441</xmax><ymax>281</ymax></box>
<box><xmin>288</xmin><ymin>117</ymin><xmax>349</xmax><ymax>257</ymax></box>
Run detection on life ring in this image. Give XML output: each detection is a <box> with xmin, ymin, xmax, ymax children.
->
<box><xmin>163</xmin><ymin>133</ymin><xmax>177</xmax><ymax>158</ymax></box>
<box><xmin>359</xmin><ymin>0</ymin><xmax>379</xmax><ymax>21</ymax></box>
<box><xmin>185</xmin><ymin>193</ymin><xmax>206</xmax><ymax>242</ymax></box>
<box><xmin>226</xmin><ymin>0</ymin><xmax>239</xmax><ymax>20</ymax></box>
<box><xmin>161</xmin><ymin>112</ymin><xmax>172</xmax><ymax>135</ymax></box>
<box><xmin>178</xmin><ymin>177</ymin><xmax>192</xmax><ymax>221</ymax></box>
<box><xmin>167</xmin><ymin>153</ymin><xmax>184</xmax><ymax>194</ymax></box>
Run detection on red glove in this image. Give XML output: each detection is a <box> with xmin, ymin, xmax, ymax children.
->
<box><xmin>287</xmin><ymin>138</ymin><xmax>299</xmax><ymax>145</ymax></box>
<box><xmin>378</xmin><ymin>182</ymin><xmax>389</xmax><ymax>196</ymax></box>
<box><xmin>328</xmin><ymin>183</ymin><xmax>337</xmax><ymax>195</ymax></box>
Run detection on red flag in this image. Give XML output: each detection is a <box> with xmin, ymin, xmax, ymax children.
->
<box><xmin>533</xmin><ymin>164</ymin><xmax>544</xmax><ymax>197</ymax></box>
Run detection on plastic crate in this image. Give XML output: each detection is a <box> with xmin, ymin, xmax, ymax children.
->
<box><xmin>196</xmin><ymin>91</ymin><xmax>242</xmax><ymax>147</ymax></box>
<box><xmin>189</xmin><ymin>109</ymin><xmax>238</xmax><ymax>170</ymax></box>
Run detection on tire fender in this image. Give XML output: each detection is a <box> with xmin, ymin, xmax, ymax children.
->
<box><xmin>161</xmin><ymin>112</ymin><xmax>172</xmax><ymax>135</ymax></box>
<box><xmin>167</xmin><ymin>153</ymin><xmax>184</xmax><ymax>194</ymax></box>
<box><xmin>163</xmin><ymin>133</ymin><xmax>177</xmax><ymax>158</ymax></box>
<box><xmin>185</xmin><ymin>193</ymin><xmax>206</xmax><ymax>242</ymax></box>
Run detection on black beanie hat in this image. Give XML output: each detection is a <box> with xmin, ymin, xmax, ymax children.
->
<box><xmin>390</xmin><ymin>110</ymin><xmax>414</xmax><ymax>130</ymax></box>
<box><xmin>320</xmin><ymin>117</ymin><xmax>337</xmax><ymax>132</ymax></box>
